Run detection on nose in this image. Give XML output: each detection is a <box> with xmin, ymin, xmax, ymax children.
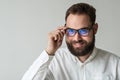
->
<box><xmin>73</xmin><ymin>32</ymin><xmax>82</xmax><ymax>41</ymax></box>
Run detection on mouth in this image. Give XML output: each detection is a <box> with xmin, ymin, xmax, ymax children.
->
<box><xmin>73</xmin><ymin>42</ymin><xmax>85</xmax><ymax>48</ymax></box>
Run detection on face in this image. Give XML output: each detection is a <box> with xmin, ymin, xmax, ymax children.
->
<box><xmin>65</xmin><ymin>14</ymin><xmax>98</xmax><ymax>57</ymax></box>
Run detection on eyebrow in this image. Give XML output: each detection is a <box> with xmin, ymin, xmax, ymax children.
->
<box><xmin>66</xmin><ymin>26</ymin><xmax>91</xmax><ymax>30</ymax></box>
<box><xmin>65</xmin><ymin>24</ymin><xmax>92</xmax><ymax>29</ymax></box>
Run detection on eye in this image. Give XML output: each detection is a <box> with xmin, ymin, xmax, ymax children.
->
<box><xmin>66</xmin><ymin>28</ymin><xmax>75</xmax><ymax>36</ymax></box>
<box><xmin>79</xmin><ymin>29</ymin><xmax>89</xmax><ymax>35</ymax></box>
<box><xmin>68</xmin><ymin>29</ymin><xmax>75</xmax><ymax>33</ymax></box>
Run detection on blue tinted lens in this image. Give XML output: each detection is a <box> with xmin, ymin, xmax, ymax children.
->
<box><xmin>79</xmin><ymin>29</ymin><xmax>88</xmax><ymax>36</ymax></box>
<box><xmin>67</xmin><ymin>29</ymin><xmax>75</xmax><ymax>36</ymax></box>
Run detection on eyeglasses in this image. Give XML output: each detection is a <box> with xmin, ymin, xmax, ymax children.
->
<box><xmin>66</xmin><ymin>27</ymin><xmax>93</xmax><ymax>37</ymax></box>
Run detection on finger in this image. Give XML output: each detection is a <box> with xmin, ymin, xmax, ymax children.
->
<box><xmin>54</xmin><ymin>30</ymin><xmax>61</xmax><ymax>41</ymax></box>
<box><xmin>53</xmin><ymin>26</ymin><xmax>67</xmax><ymax>41</ymax></box>
<box><xmin>58</xmin><ymin>29</ymin><xmax>65</xmax><ymax>40</ymax></box>
<box><xmin>57</xmin><ymin>26</ymin><xmax>65</xmax><ymax>30</ymax></box>
<box><xmin>57</xmin><ymin>26</ymin><xmax>67</xmax><ymax>31</ymax></box>
<box><xmin>60</xmin><ymin>29</ymin><xmax>66</xmax><ymax>34</ymax></box>
<box><xmin>57</xmin><ymin>31</ymin><xmax>62</xmax><ymax>41</ymax></box>
<box><xmin>58</xmin><ymin>27</ymin><xmax>67</xmax><ymax>34</ymax></box>
<box><xmin>61</xmin><ymin>27</ymin><xmax>68</xmax><ymax>34</ymax></box>
<box><xmin>54</xmin><ymin>33</ymin><xmax>58</xmax><ymax>41</ymax></box>
<box><xmin>48</xmin><ymin>32</ymin><xmax>54</xmax><ymax>40</ymax></box>
<box><xmin>59</xmin><ymin>30</ymin><xmax>65</xmax><ymax>39</ymax></box>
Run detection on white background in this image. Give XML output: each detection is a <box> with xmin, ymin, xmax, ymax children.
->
<box><xmin>0</xmin><ymin>0</ymin><xmax>120</xmax><ymax>80</ymax></box>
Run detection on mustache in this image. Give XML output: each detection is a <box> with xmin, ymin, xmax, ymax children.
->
<box><xmin>72</xmin><ymin>40</ymin><xmax>85</xmax><ymax>44</ymax></box>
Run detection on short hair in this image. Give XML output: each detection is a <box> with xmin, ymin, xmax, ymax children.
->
<box><xmin>65</xmin><ymin>3</ymin><xmax>96</xmax><ymax>25</ymax></box>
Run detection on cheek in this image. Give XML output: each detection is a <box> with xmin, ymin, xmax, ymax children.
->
<box><xmin>65</xmin><ymin>32</ymin><xmax>94</xmax><ymax>43</ymax></box>
<box><xmin>82</xmin><ymin>37</ymin><xmax>92</xmax><ymax>43</ymax></box>
<box><xmin>65</xmin><ymin>36</ymin><xmax>72</xmax><ymax>42</ymax></box>
<box><xmin>82</xmin><ymin>34</ymin><xmax>94</xmax><ymax>43</ymax></box>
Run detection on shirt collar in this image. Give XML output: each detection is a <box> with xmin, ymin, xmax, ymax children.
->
<box><xmin>84</xmin><ymin>47</ymin><xmax>97</xmax><ymax>63</ymax></box>
<box><xmin>66</xmin><ymin>47</ymin><xmax>98</xmax><ymax>64</ymax></box>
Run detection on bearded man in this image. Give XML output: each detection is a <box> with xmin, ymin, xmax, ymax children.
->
<box><xmin>22</xmin><ymin>3</ymin><xmax>120</xmax><ymax>80</ymax></box>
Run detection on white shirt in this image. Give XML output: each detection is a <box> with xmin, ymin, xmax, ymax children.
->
<box><xmin>22</xmin><ymin>47</ymin><xmax>120</xmax><ymax>80</ymax></box>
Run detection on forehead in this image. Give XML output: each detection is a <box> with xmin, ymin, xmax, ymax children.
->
<box><xmin>66</xmin><ymin>14</ymin><xmax>91</xmax><ymax>29</ymax></box>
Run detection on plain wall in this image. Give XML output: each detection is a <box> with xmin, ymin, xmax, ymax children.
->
<box><xmin>0</xmin><ymin>0</ymin><xmax>120</xmax><ymax>80</ymax></box>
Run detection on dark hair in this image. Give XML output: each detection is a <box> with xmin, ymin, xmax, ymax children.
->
<box><xmin>65</xmin><ymin>3</ymin><xmax>96</xmax><ymax>25</ymax></box>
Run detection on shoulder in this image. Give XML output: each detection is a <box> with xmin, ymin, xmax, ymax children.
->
<box><xmin>54</xmin><ymin>47</ymin><xmax>71</xmax><ymax>58</ymax></box>
<box><xmin>49</xmin><ymin>47</ymin><xmax>72</xmax><ymax>68</ymax></box>
<box><xmin>96</xmin><ymin>48</ymin><xmax>120</xmax><ymax>62</ymax></box>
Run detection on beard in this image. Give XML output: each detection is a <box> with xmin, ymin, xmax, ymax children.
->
<box><xmin>66</xmin><ymin>35</ymin><xmax>95</xmax><ymax>57</ymax></box>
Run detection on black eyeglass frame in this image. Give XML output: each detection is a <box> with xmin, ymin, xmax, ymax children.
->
<box><xmin>65</xmin><ymin>26</ymin><xmax>93</xmax><ymax>37</ymax></box>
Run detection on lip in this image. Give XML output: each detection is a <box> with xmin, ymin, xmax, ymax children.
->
<box><xmin>73</xmin><ymin>42</ymin><xmax>84</xmax><ymax>48</ymax></box>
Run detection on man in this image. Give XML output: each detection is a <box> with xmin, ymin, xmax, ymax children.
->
<box><xmin>22</xmin><ymin>3</ymin><xmax>120</xmax><ymax>80</ymax></box>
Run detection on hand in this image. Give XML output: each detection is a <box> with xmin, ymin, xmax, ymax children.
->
<box><xmin>45</xmin><ymin>26</ymin><xmax>67</xmax><ymax>55</ymax></box>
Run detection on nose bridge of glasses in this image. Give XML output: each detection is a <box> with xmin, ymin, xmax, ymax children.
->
<box><xmin>76</xmin><ymin>29</ymin><xmax>84</xmax><ymax>35</ymax></box>
<box><xmin>76</xmin><ymin>29</ymin><xmax>80</xmax><ymax>34</ymax></box>
<box><xmin>69</xmin><ymin>29</ymin><xmax>83</xmax><ymax>36</ymax></box>
<box><xmin>73</xmin><ymin>30</ymin><xmax>82</xmax><ymax>40</ymax></box>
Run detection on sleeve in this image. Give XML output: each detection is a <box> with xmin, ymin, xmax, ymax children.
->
<box><xmin>21</xmin><ymin>50</ymin><xmax>54</xmax><ymax>80</ymax></box>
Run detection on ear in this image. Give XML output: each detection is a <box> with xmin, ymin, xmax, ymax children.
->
<box><xmin>93</xmin><ymin>23</ymin><xmax>98</xmax><ymax>34</ymax></box>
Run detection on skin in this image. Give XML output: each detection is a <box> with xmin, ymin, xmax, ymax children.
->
<box><xmin>46</xmin><ymin>14</ymin><xmax>98</xmax><ymax>62</ymax></box>
<box><xmin>66</xmin><ymin>14</ymin><xmax>98</xmax><ymax>62</ymax></box>
<box><xmin>45</xmin><ymin>26</ymin><xmax>67</xmax><ymax>55</ymax></box>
